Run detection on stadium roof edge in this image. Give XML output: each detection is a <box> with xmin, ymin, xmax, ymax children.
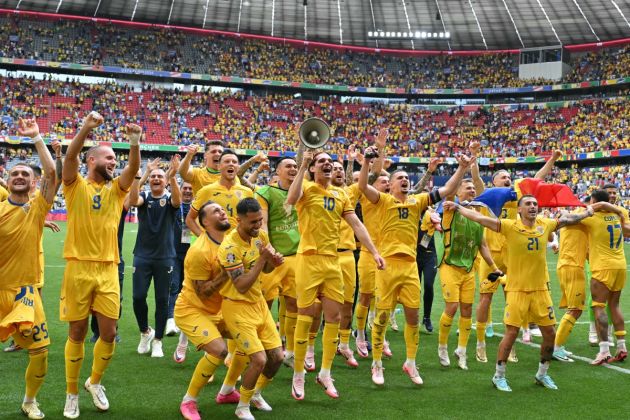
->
<box><xmin>2</xmin><ymin>9</ymin><xmax>629</xmax><ymax>57</ymax></box>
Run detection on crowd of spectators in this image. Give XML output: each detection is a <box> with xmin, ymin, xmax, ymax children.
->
<box><xmin>1</xmin><ymin>75</ymin><xmax>628</xmax><ymax>158</ymax></box>
<box><xmin>0</xmin><ymin>14</ymin><xmax>628</xmax><ymax>90</ymax></box>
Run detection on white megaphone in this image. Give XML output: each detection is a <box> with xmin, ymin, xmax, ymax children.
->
<box><xmin>298</xmin><ymin>118</ymin><xmax>331</xmax><ymax>149</ymax></box>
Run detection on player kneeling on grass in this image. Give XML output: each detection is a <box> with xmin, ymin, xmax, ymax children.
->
<box><xmin>219</xmin><ymin>198</ymin><xmax>285</xmax><ymax>420</ymax></box>
<box><xmin>0</xmin><ymin>118</ymin><xmax>57</xmax><ymax>419</ymax></box>
<box><xmin>444</xmin><ymin>195</ymin><xmax>594</xmax><ymax>392</ymax></box>
<box><xmin>176</xmin><ymin>201</ymin><xmax>254</xmax><ymax>420</ymax></box>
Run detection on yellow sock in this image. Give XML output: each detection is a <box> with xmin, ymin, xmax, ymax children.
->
<box><xmin>65</xmin><ymin>337</ymin><xmax>84</xmax><ymax>395</ymax></box>
<box><xmin>293</xmin><ymin>315</ymin><xmax>313</xmax><ymax>373</ymax></box>
<box><xmin>476</xmin><ymin>322</ymin><xmax>487</xmax><ymax>345</ymax></box>
<box><xmin>404</xmin><ymin>323</ymin><xmax>419</xmax><ymax>360</ymax></box>
<box><xmin>187</xmin><ymin>353</ymin><xmax>221</xmax><ymax>398</ymax></box>
<box><xmin>308</xmin><ymin>331</ymin><xmax>318</xmax><ymax>346</ymax></box>
<box><xmin>284</xmin><ymin>312</ymin><xmax>298</xmax><ymax>353</ymax></box>
<box><xmin>438</xmin><ymin>312</ymin><xmax>454</xmax><ymax>346</ymax></box>
<box><xmin>555</xmin><ymin>313</ymin><xmax>576</xmax><ymax>347</ymax></box>
<box><xmin>371</xmin><ymin>309</ymin><xmax>389</xmax><ymax>362</ymax></box>
<box><xmin>254</xmin><ymin>373</ymin><xmax>272</xmax><ymax>393</ymax></box>
<box><xmin>90</xmin><ymin>338</ymin><xmax>115</xmax><ymax>384</ymax></box>
<box><xmin>228</xmin><ymin>339</ymin><xmax>236</xmax><ymax>355</ymax></box>
<box><xmin>488</xmin><ymin>306</ymin><xmax>493</xmax><ymax>325</ymax></box>
<box><xmin>356</xmin><ymin>304</ymin><xmax>369</xmax><ymax>331</ymax></box>
<box><xmin>239</xmin><ymin>385</ymin><xmax>255</xmax><ymax>405</ymax></box>
<box><xmin>458</xmin><ymin>317</ymin><xmax>472</xmax><ymax>349</ymax></box>
<box><xmin>25</xmin><ymin>349</ymin><xmax>48</xmax><ymax>400</ymax></box>
<box><xmin>223</xmin><ymin>351</ymin><xmax>248</xmax><ymax>387</ymax></box>
<box><xmin>278</xmin><ymin>296</ymin><xmax>286</xmax><ymax>339</ymax></box>
<box><xmin>321</xmin><ymin>322</ymin><xmax>340</xmax><ymax>370</ymax></box>
<box><xmin>339</xmin><ymin>328</ymin><xmax>351</xmax><ymax>346</ymax></box>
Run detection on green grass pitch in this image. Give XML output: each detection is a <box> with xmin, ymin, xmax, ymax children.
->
<box><xmin>1</xmin><ymin>223</ymin><xmax>629</xmax><ymax>419</ymax></box>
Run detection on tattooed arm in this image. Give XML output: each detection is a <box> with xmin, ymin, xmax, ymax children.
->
<box><xmin>193</xmin><ymin>270</ymin><xmax>229</xmax><ymax>299</ymax></box>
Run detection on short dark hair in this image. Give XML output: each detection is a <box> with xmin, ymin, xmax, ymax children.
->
<box><xmin>236</xmin><ymin>197</ymin><xmax>261</xmax><ymax>216</ymax></box>
<box><xmin>590</xmin><ymin>189</ymin><xmax>610</xmax><ymax>203</ymax></box>
<box><xmin>197</xmin><ymin>200</ymin><xmax>217</xmax><ymax>229</ymax></box>
<box><xmin>28</xmin><ymin>164</ymin><xmax>42</xmax><ymax>178</ymax></box>
<box><xmin>602</xmin><ymin>183</ymin><xmax>618</xmax><ymax>190</ymax></box>
<box><xmin>219</xmin><ymin>149</ymin><xmax>238</xmax><ymax>162</ymax></box>
<box><xmin>205</xmin><ymin>140</ymin><xmax>223</xmax><ymax>151</ymax></box>
<box><xmin>517</xmin><ymin>194</ymin><xmax>537</xmax><ymax>206</ymax></box>
<box><xmin>389</xmin><ymin>169</ymin><xmax>407</xmax><ymax>181</ymax></box>
<box><xmin>275</xmin><ymin>157</ymin><xmax>296</xmax><ymax>173</ymax></box>
<box><xmin>492</xmin><ymin>170</ymin><xmax>509</xmax><ymax>181</ymax></box>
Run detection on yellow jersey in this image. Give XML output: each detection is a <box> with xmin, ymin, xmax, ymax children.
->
<box><xmin>0</xmin><ymin>185</ymin><xmax>8</xmax><ymax>202</ymax></box>
<box><xmin>485</xmin><ymin>200</ymin><xmax>517</xmax><ymax>252</ymax></box>
<box><xmin>557</xmin><ymin>210</ymin><xmax>588</xmax><ymax>269</ymax></box>
<box><xmin>63</xmin><ymin>174</ymin><xmax>128</xmax><ymax>263</ymax></box>
<box><xmin>192</xmin><ymin>181</ymin><xmax>253</xmax><ymax>230</ymax></box>
<box><xmin>0</xmin><ymin>193</ymin><xmax>52</xmax><ymax>288</ymax></box>
<box><xmin>500</xmin><ymin>217</ymin><xmax>558</xmax><ymax>292</ymax></box>
<box><xmin>359</xmin><ymin>193</ymin><xmax>383</xmax><ymax>252</ymax></box>
<box><xmin>296</xmin><ymin>180</ymin><xmax>354</xmax><ymax>256</ymax></box>
<box><xmin>179</xmin><ymin>231</ymin><xmax>223</xmax><ymax>314</ymax></box>
<box><xmin>190</xmin><ymin>166</ymin><xmax>221</xmax><ymax>195</ymax></box>
<box><xmin>580</xmin><ymin>211</ymin><xmax>626</xmax><ymax>271</ymax></box>
<box><xmin>420</xmin><ymin>210</ymin><xmax>436</xmax><ymax>236</ymax></box>
<box><xmin>375</xmin><ymin>192</ymin><xmax>431</xmax><ymax>258</ymax></box>
<box><xmin>338</xmin><ymin>184</ymin><xmax>361</xmax><ymax>250</ymax></box>
<box><xmin>219</xmin><ymin>229</ymin><xmax>269</xmax><ymax>303</ymax></box>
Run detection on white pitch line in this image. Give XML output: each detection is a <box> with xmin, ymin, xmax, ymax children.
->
<box><xmin>492</xmin><ymin>331</ymin><xmax>630</xmax><ymax>375</ymax></box>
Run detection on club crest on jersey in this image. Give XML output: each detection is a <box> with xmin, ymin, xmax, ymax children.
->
<box><xmin>536</xmin><ymin>226</ymin><xmax>544</xmax><ymax>234</ymax></box>
<box><xmin>254</xmin><ymin>239</ymin><xmax>262</xmax><ymax>248</ymax></box>
<box><xmin>160</xmin><ymin>198</ymin><xmax>166</xmax><ymax>207</ymax></box>
<box><xmin>409</xmin><ymin>197</ymin><xmax>416</xmax><ymax>204</ymax></box>
<box><xmin>226</xmin><ymin>253</ymin><xmax>236</xmax><ymax>264</ymax></box>
<box><xmin>21</xmin><ymin>202</ymin><xmax>31</xmax><ymax>214</ymax></box>
<box><xmin>331</xmin><ymin>191</ymin><xmax>339</xmax><ymax>198</ymax></box>
<box><xmin>236</xmin><ymin>190</ymin><xmax>243</xmax><ymax>199</ymax></box>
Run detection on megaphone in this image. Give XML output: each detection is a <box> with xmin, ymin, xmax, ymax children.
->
<box><xmin>298</xmin><ymin>118</ymin><xmax>330</xmax><ymax>149</ymax></box>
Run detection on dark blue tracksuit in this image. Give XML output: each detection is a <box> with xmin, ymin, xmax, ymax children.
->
<box><xmin>132</xmin><ymin>192</ymin><xmax>177</xmax><ymax>340</ymax></box>
<box><xmin>168</xmin><ymin>201</ymin><xmax>191</xmax><ymax>318</ymax></box>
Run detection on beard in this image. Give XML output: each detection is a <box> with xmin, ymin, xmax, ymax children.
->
<box><xmin>217</xmin><ymin>221</ymin><xmax>232</xmax><ymax>232</ymax></box>
<box><xmin>95</xmin><ymin>163</ymin><xmax>113</xmax><ymax>181</ymax></box>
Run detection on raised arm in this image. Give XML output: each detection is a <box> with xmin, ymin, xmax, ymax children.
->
<box><xmin>167</xmin><ymin>154</ymin><xmax>181</xmax><ymax>207</ymax></box>
<box><xmin>237</xmin><ymin>151</ymin><xmax>266</xmax><ymax>178</ymax></box>
<box><xmin>185</xmin><ymin>207</ymin><xmax>203</xmax><ymax>237</ymax></box>
<box><xmin>370</xmin><ymin>128</ymin><xmax>388</xmax><ymax>175</ymax></box>
<box><xmin>358</xmin><ymin>146</ymin><xmax>380</xmax><ymax>204</ymax></box>
<box><xmin>51</xmin><ymin>140</ymin><xmax>63</xmax><ymax>193</ymax></box>
<box><xmin>343</xmin><ymin>212</ymin><xmax>385</xmax><ymax>270</ymax></box>
<box><xmin>556</xmin><ymin>206</ymin><xmax>594</xmax><ymax>229</ymax></box>
<box><xmin>468</xmin><ymin>141</ymin><xmax>485</xmax><ymax>194</ymax></box>
<box><xmin>345</xmin><ymin>144</ymin><xmax>357</xmax><ymax>185</ymax></box>
<box><xmin>286</xmin><ymin>149</ymin><xmax>312</xmax><ymax>205</ymax></box>
<box><xmin>437</xmin><ymin>155</ymin><xmax>473</xmax><ymax>199</ymax></box>
<box><xmin>118</xmin><ymin>125</ymin><xmax>142</xmax><ymax>191</ymax></box>
<box><xmin>412</xmin><ymin>157</ymin><xmax>439</xmax><ymax>194</ymax></box>
<box><xmin>443</xmin><ymin>201</ymin><xmax>501</xmax><ymax>232</ymax></box>
<box><xmin>178</xmin><ymin>144</ymin><xmax>198</xmax><ymax>182</ymax></box>
<box><xmin>62</xmin><ymin>112</ymin><xmax>104</xmax><ymax>184</ymax></box>
<box><xmin>17</xmin><ymin>118</ymin><xmax>56</xmax><ymax>203</ymax></box>
<box><xmin>128</xmin><ymin>158</ymin><xmax>160</xmax><ymax>207</ymax></box>
<box><xmin>534</xmin><ymin>150</ymin><xmax>562</xmax><ymax>180</ymax></box>
<box><xmin>246</xmin><ymin>160</ymin><xmax>269</xmax><ymax>187</ymax></box>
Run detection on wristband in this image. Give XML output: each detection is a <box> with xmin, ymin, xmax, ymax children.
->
<box><xmin>128</xmin><ymin>132</ymin><xmax>141</xmax><ymax>146</ymax></box>
<box><xmin>134</xmin><ymin>176</ymin><xmax>142</xmax><ymax>180</ymax></box>
<box><xmin>491</xmin><ymin>264</ymin><xmax>499</xmax><ymax>272</ymax></box>
<box><xmin>33</xmin><ymin>134</ymin><xmax>43</xmax><ymax>144</ymax></box>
